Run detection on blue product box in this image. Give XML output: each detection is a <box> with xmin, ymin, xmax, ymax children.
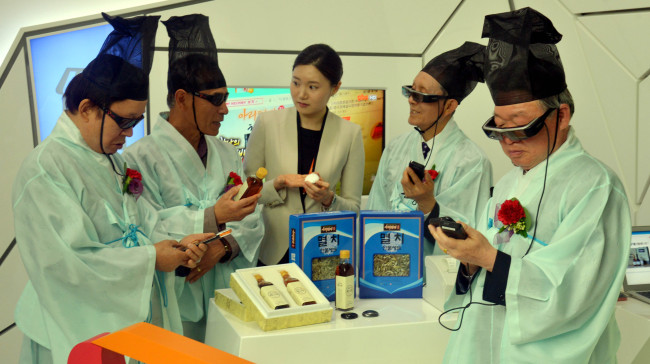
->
<box><xmin>289</xmin><ymin>211</ymin><xmax>356</xmax><ymax>301</ymax></box>
<box><xmin>359</xmin><ymin>210</ymin><xmax>424</xmax><ymax>298</ymax></box>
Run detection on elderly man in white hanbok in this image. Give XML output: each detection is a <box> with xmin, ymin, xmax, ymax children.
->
<box><xmin>431</xmin><ymin>8</ymin><xmax>630</xmax><ymax>363</ymax></box>
<box><xmin>124</xmin><ymin>14</ymin><xmax>263</xmax><ymax>342</ymax></box>
<box><xmin>13</xmin><ymin>14</ymin><xmax>209</xmax><ymax>364</ymax></box>
<box><xmin>368</xmin><ymin>42</ymin><xmax>492</xmax><ymax>256</ymax></box>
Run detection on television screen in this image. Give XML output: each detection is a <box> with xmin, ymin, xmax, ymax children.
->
<box><xmin>28</xmin><ymin>23</ymin><xmax>146</xmax><ymax>149</ymax></box>
<box><xmin>219</xmin><ymin>87</ymin><xmax>385</xmax><ymax>194</ymax></box>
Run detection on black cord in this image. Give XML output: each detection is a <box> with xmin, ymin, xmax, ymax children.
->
<box><xmin>0</xmin><ymin>323</ymin><xmax>16</xmax><ymax>337</ymax></box>
<box><xmin>98</xmin><ymin>109</ymin><xmax>124</xmax><ymax>177</ymax></box>
<box><xmin>191</xmin><ymin>94</ymin><xmax>205</xmax><ymax>139</ymax></box>
<box><xmin>438</xmin><ymin>103</ymin><xmax>561</xmax><ymax>330</ymax></box>
<box><xmin>438</xmin><ymin>266</ymin><xmax>496</xmax><ymax>331</ymax></box>
<box><xmin>414</xmin><ymin>99</ymin><xmax>446</xmax><ymax>136</ymax></box>
<box><xmin>522</xmin><ymin>106</ymin><xmax>560</xmax><ymax>257</ymax></box>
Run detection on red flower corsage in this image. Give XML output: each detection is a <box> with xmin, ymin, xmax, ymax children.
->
<box><xmin>122</xmin><ymin>163</ymin><xmax>143</xmax><ymax>200</ymax></box>
<box><xmin>426</xmin><ymin>164</ymin><xmax>439</xmax><ymax>180</ymax></box>
<box><xmin>497</xmin><ymin>198</ymin><xmax>529</xmax><ymax>237</ymax></box>
<box><xmin>224</xmin><ymin>171</ymin><xmax>243</xmax><ymax>192</ymax></box>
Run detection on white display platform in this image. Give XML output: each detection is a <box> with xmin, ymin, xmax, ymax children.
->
<box><xmin>616</xmin><ymin>297</ymin><xmax>650</xmax><ymax>364</ymax></box>
<box><xmin>205</xmin><ymin>297</ymin><xmax>457</xmax><ymax>364</ymax></box>
<box><xmin>205</xmin><ymin>296</ymin><xmax>650</xmax><ymax>364</ymax></box>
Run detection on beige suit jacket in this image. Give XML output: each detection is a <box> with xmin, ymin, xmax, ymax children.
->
<box><xmin>244</xmin><ymin>107</ymin><xmax>365</xmax><ymax>264</ymax></box>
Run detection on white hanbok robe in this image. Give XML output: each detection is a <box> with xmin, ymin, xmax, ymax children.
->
<box><xmin>443</xmin><ymin>129</ymin><xmax>630</xmax><ymax>363</ymax></box>
<box><xmin>12</xmin><ymin>112</ymin><xmax>181</xmax><ymax>364</ymax></box>
<box><xmin>123</xmin><ymin>113</ymin><xmax>263</xmax><ymax>323</ymax></box>
<box><xmin>367</xmin><ymin>119</ymin><xmax>493</xmax><ymax>256</ymax></box>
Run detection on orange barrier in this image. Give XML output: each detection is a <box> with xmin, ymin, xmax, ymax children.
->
<box><xmin>69</xmin><ymin>322</ymin><xmax>252</xmax><ymax>364</ymax></box>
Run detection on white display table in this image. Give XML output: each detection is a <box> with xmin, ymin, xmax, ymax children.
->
<box><xmin>205</xmin><ymin>297</ymin><xmax>457</xmax><ymax>364</ymax></box>
<box><xmin>205</xmin><ymin>296</ymin><xmax>650</xmax><ymax>364</ymax></box>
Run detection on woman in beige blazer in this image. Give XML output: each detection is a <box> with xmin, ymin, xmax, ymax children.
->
<box><xmin>244</xmin><ymin>44</ymin><xmax>365</xmax><ymax>265</ymax></box>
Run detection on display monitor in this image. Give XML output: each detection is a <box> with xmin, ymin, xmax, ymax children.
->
<box><xmin>627</xmin><ymin>228</ymin><xmax>650</xmax><ymax>286</ymax></box>
<box><xmin>27</xmin><ymin>23</ymin><xmax>146</xmax><ymax>149</ymax></box>
<box><xmin>219</xmin><ymin>87</ymin><xmax>385</xmax><ymax>194</ymax></box>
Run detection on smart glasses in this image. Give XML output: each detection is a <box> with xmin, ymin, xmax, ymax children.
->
<box><xmin>101</xmin><ymin>107</ymin><xmax>144</xmax><ymax>129</ymax></box>
<box><xmin>193</xmin><ymin>91</ymin><xmax>229</xmax><ymax>107</ymax></box>
<box><xmin>482</xmin><ymin>107</ymin><xmax>557</xmax><ymax>141</ymax></box>
<box><xmin>402</xmin><ymin>85</ymin><xmax>448</xmax><ymax>103</ymax></box>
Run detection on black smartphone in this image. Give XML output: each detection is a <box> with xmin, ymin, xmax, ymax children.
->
<box><xmin>429</xmin><ymin>216</ymin><xmax>468</xmax><ymax>239</ymax></box>
<box><xmin>175</xmin><ymin>229</ymin><xmax>233</xmax><ymax>277</ymax></box>
<box><xmin>408</xmin><ymin>161</ymin><xmax>426</xmax><ymax>183</ymax></box>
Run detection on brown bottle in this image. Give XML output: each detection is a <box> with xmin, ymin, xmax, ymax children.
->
<box><xmin>237</xmin><ymin>167</ymin><xmax>267</xmax><ymax>200</ymax></box>
<box><xmin>335</xmin><ymin>250</ymin><xmax>355</xmax><ymax>311</ymax></box>
<box><xmin>254</xmin><ymin>273</ymin><xmax>290</xmax><ymax>310</ymax></box>
<box><xmin>280</xmin><ymin>270</ymin><xmax>317</xmax><ymax>306</ymax></box>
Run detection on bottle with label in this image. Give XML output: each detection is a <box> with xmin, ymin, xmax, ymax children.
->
<box><xmin>236</xmin><ymin>167</ymin><xmax>268</xmax><ymax>200</ymax></box>
<box><xmin>280</xmin><ymin>269</ymin><xmax>317</xmax><ymax>306</ymax></box>
<box><xmin>335</xmin><ymin>250</ymin><xmax>355</xmax><ymax>311</ymax></box>
<box><xmin>254</xmin><ymin>273</ymin><xmax>290</xmax><ymax>310</ymax></box>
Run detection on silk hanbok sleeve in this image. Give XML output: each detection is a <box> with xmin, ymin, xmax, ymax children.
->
<box><xmin>436</xmin><ymin>145</ymin><xmax>492</xmax><ymax>227</ymax></box>
<box><xmin>504</xmin><ymin>178</ymin><xmax>629</xmax><ymax>348</ymax></box>
<box><xmin>12</xmin><ymin>170</ymin><xmax>155</xmax><ymax>364</ymax></box>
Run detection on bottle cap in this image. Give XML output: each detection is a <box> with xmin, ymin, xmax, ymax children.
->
<box><xmin>256</xmin><ymin>167</ymin><xmax>268</xmax><ymax>179</ymax></box>
<box><xmin>340</xmin><ymin>250</ymin><xmax>350</xmax><ymax>259</ymax></box>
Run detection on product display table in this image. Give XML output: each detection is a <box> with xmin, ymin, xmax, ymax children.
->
<box><xmin>205</xmin><ymin>297</ymin><xmax>457</xmax><ymax>364</ymax></box>
<box><xmin>205</xmin><ymin>296</ymin><xmax>650</xmax><ymax>363</ymax></box>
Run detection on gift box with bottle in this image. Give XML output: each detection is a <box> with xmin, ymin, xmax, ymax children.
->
<box><xmin>358</xmin><ymin>210</ymin><xmax>424</xmax><ymax>298</ymax></box>
<box><xmin>214</xmin><ymin>263</ymin><xmax>332</xmax><ymax>331</ymax></box>
<box><xmin>288</xmin><ymin>211</ymin><xmax>356</xmax><ymax>301</ymax></box>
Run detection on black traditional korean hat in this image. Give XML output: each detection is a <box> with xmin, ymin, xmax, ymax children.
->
<box><xmin>163</xmin><ymin>14</ymin><xmax>226</xmax><ymax>95</ymax></box>
<box><xmin>482</xmin><ymin>7</ymin><xmax>566</xmax><ymax>105</ymax></box>
<box><xmin>82</xmin><ymin>12</ymin><xmax>160</xmax><ymax>103</ymax></box>
<box><xmin>421</xmin><ymin>41</ymin><xmax>486</xmax><ymax>104</ymax></box>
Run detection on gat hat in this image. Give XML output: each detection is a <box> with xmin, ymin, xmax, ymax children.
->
<box><xmin>163</xmin><ymin>14</ymin><xmax>226</xmax><ymax>93</ymax></box>
<box><xmin>482</xmin><ymin>7</ymin><xmax>566</xmax><ymax>106</ymax></box>
<box><xmin>82</xmin><ymin>12</ymin><xmax>160</xmax><ymax>102</ymax></box>
<box><xmin>421</xmin><ymin>41</ymin><xmax>485</xmax><ymax>104</ymax></box>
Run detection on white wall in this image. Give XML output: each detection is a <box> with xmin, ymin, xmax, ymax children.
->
<box><xmin>1</xmin><ymin>0</ymin><xmax>649</xmax><ymax>362</ymax></box>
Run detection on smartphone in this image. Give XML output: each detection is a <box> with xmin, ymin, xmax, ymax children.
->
<box><xmin>429</xmin><ymin>216</ymin><xmax>468</xmax><ymax>239</ymax></box>
<box><xmin>408</xmin><ymin>161</ymin><xmax>426</xmax><ymax>183</ymax></box>
<box><xmin>175</xmin><ymin>229</ymin><xmax>233</xmax><ymax>277</ymax></box>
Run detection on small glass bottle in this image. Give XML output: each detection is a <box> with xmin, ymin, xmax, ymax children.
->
<box><xmin>280</xmin><ymin>269</ymin><xmax>317</xmax><ymax>306</ymax></box>
<box><xmin>254</xmin><ymin>273</ymin><xmax>290</xmax><ymax>310</ymax></box>
<box><xmin>335</xmin><ymin>250</ymin><xmax>355</xmax><ymax>311</ymax></box>
<box><xmin>236</xmin><ymin>167</ymin><xmax>268</xmax><ymax>200</ymax></box>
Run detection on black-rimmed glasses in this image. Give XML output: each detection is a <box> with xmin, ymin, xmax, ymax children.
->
<box><xmin>482</xmin><ymin>107</ymin><xmax>557</xmax><ymax>141</ymax></box>
<box><xmin>101</xmin><ymin>107</ymin><xmax>144</xmax><ymax>129</ymax></box>
<box><xmin>402</xmin><ymin>85</ymin><xmax>449</xmax><ymax>103</ymax></box>
<box><xmin>193</xmin><ymin>91</ymin><xmax>229</xmax><ymax>107</ymax></box>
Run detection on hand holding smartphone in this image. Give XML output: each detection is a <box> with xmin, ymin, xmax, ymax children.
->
<box><xmin>408</xmin><ymin>161</ymin><xmax>425</xmax><ymax>183</ymax></box>
<box><xmin>429</xmin><ymin>216</ymin><xmax>468</xmax><ymax>239</ymax></box>
<box><xmin>175</xmin><ymin>229</ymin><xmax>233</xmax><ymax>277</ymax></box>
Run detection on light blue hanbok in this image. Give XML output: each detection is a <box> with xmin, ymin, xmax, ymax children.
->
<box><xmin>123</xmin><ymin>113</ymin><xmax>263</xmax><ymax>328</ymax></box>
<box><xmin>443</xmin><ymin>129</ymin><xmax>630</xmax><ymax>363</ymax></box>
<box><xmin>13</xmin><ymin>112</ymin><xmax>181</xmax><ymax>364</ymax></box>
<box><xmin>367</xmin><ymin>119</ymin><xmax>493</xmax><ymax>256</ymax></box>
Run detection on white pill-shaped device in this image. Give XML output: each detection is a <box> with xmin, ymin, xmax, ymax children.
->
<box><xmin>305</xmin><ymin>173</ymin><xmax>320</xmax><ymax>184</ymax></box>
